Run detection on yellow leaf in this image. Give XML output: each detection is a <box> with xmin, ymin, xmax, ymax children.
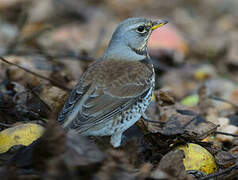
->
<box><xmin>176</xmin><ymin>143</ymin><xmax>218</xmax><ymax>175</ymax></box>
<box><xmin>0</xmin><ymin>123</ymin><xmax>44</xmax><ymax>154</ymax></box>
<box><xmin>194</xmin><ymin>70</ymin><xmax>208</xmax><ymax>80</ymax></box>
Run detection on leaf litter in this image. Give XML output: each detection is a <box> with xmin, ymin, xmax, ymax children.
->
<box><xmin>0</xmin><ymin>0</ymin><xmax>238</xmax><ymax>179</ymax></box>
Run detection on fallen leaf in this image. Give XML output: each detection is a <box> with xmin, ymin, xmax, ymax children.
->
<box><xmin>216</xmin><ymin>117</ymin><xmax>238</xmax><ymax>142</ymax></box>
<box><xmin>184</xmin><ymin>116</ymin><xmax>218</xmax><ymax>140</ymax></box>
<box><xmin>156</xmin><ymin>115</ymin><xmax>184</xmax><ymax>136</ymax></box>
<box><xmin>33</xmin><ymin>118</ymin><xmax>66</xmax><ymax>172</ymax></box>
<box><xmin>39</xmin><ymin>85</ymin><xmax>68</xmax><ymax>115</ymax></box>
<box><xmin>64</xmin><ymin>130</ymin><xmax>105</xmax><ymax>167</ymax></box>
<box><xmin>181</xmin><ymin>94</ymin><xmax>199</xmax><ymax>107</ymax></box>
<box><xmin>95</xmin><ymin>150</ymin><xmax>134</xmax><ymax>180</ymax></box>
<box><xmin>155</xmin><ymin>90</ymin><xmax>175</xmax><ymax>106</ymax></box>
<box><xmin>158</xmin><ymin>150</ymin><xmax>192</xmax><ymax>180</ymax></box>
<box><xmin>176</xmin><ymin>143</ymin><xmax>218</xmax><ymax>175</ymax></box>
<box><xmin>193</xmin><ymin>64</ymin><xmax>216</xmax><ymax>80</ymax></box>
<box><xmin>0</xmin><ymin>123</ymin><xmax>44</xmax><ymax>154</ymax></box>
<box><xmin>215</xmin><ymin>150</ymin><xmax>236</xmax><ymax>168</ymax></box>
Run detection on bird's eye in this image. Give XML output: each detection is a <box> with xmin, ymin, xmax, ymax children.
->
<box><xmin>137</xmin><ymin>26</ymin><xmax>146</xmax><ymax>33</ymax></box>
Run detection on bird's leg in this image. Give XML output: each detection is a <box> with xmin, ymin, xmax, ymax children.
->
<box><xmin>142</xmin><ymin>113</ymin><xmax>166</xmax><ymax>124</ymax></box>
<box><xmin>110</xmin><ymin>131</ymin><xmax>122</xmax><ymax>148</ymax></box>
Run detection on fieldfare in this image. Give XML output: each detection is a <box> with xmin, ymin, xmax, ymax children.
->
<box><xmin>58</xmin><ymin>17</ymin><xmax>168</xmax><ymax>147</ymax></box>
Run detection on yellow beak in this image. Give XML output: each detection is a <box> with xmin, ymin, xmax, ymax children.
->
<box><xmin>151</xmin><ymin>19</ymin><xmax>168</xmax><ymax>30</ymax></box>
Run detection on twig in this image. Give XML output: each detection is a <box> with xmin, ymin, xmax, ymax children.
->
<box><xmin>2</xmin><ymin>50</ymin><xmax>95</xmax><ymax>62</ymax></box>
<box><xmin>199</xmin><ymin>164</ymin><xmax>238</xmax><ymax>180</ymax></box>
<box><xmin>209</xmin><ymin>95</ymin><xmax>238</xmax><ymax>109</ymax></box>
<box><xmin>176</xmin><ymin>109</ymin><xmax>198</xmax><ymax>116</ymax></box>
<box><xmin>0</xmin><ymin>122</ymin><xmax>13</xmax><ymax>127</ymax></box>
<box><xmin>182</xmin><ymin>116</ymin><xmax>197</xmax><ymax>128</ymax></box>
<box><xmin>27</xmin><ymin>85</ymin><xmax>52</xmax><ymax>111</ymax></box>
<box><xmin>215</xmin><ymin>131</ymin><xmax>238</xmax><ymax>137</ymax></box>
<box><xmin>0</xmin><ymin>57</ymin><xmax>71</xmax><ymax>91</ymax></box>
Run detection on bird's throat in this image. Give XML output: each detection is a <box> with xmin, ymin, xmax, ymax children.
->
<box><xmin>129</xmin><ymin>45</ymin><xmax>147</xmax><ymax>57</ymax></box>
<box><xmin>103</xmin><ymin>42</ymin><xmax>147</xmax><ymax>61</ymax></box>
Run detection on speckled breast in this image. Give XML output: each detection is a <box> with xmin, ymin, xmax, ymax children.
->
<box><xmin>83</xmin><ymin>66</ymin><xmax>155</xmax><ymax>137</ymax></box>
<box><xmin>107</xmin><ymin>85</ymin><xmax>154</xmax><ymax>135</ymax></box>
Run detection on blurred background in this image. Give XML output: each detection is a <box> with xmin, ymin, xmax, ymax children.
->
<box><xmin>0</xmin><ymin>1</ymin><xmax>238</xmax><ymax>179</ymax></box>
<box><xmin>0</xmin><ymin>0</ymin><xmax>238</xmax><ymax>124</ymax></box>
<box><xmin>0</xmin><ymin>0</ymin><xmax>238</xmax><ymax>89</ymax></box>
<box><xmin>0</xmin><ymin>0</ymin><xmax>238</xmax><ymax>127</ymax></box>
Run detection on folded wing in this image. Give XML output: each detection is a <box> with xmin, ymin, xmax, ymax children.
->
<box><xmin>58</xmin><ymin>59</ymin><xmax>153</xmax><ymax>132</ymax></box>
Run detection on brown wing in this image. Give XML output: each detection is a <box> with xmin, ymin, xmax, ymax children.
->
<box><xmin>58</xmin><ymin>59</ymin><xmax>154</xmax><ymax>132</ymax></box>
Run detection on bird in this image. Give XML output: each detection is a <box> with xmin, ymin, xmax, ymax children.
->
<box><xmin>58</xmin><ymin>17</ymin><xmax>168</xmax><ymax>147</ymax></box>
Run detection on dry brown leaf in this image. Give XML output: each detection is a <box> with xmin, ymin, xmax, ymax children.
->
<box><xmin>64</xmin><ymin>131</ymin><xmax>105</xmax><ymax>168</ymax></box>
<box><xmin>33</xmin><ymin>118</ymin><xmax>66</xmax><ymax>172</ymax></box>
<box><xmin>39</xmin><ymin>85</ymin><xmax>68</xmax><ymax>115</ymax></box>
<box><xmin>143</xmin><ymin>102</ymin><xmax>217</xmax><ymax>140</ymax></box>
<box><xmin>157</xmin><ymin>150</ymin><xmax>193</xmax><ymax>180</ymax></box>
<box><xmin>215</xmin><ymin>150</ymin><xmax>236</xmax><ymax>168</ymax></box>
<box><xmin>95</xmin><ymin>150</ymin><xmax>134</xmax><ymax>180</ymax></box>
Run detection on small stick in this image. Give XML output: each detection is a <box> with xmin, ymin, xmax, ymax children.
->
<box><xmin>28</xmin><ymin>85</ymin><xmax>52</xmax><ymax>111</ymax></box>
<box><xmin>215</xmin><ymin>131</ymin><xmax>238</xmax><ymax>137</ymax></box>
<box><xmin>0</xmin><ymin>122</ymin><xmax>13</xmax><ymax>127</ymax></box>
<box><xmin>209</xmin><ymin>95</ymin><xmax>238</xmax><ymax>109</ymax></box>
<box><xmin>199</xmin><ymin>164</ymin><xmax>238</xmax><ymax>180</ymax></box>
<box><xmin>0</xmin><ymin>57</ymin><xmax>71</xmax><ymax>91</ymax></box>
<box><xmin>3</xmin><ymin>50</ymin><xmax>95</xmax><ymax>62</ymax></box>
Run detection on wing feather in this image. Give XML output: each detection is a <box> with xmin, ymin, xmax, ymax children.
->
<box><xmin>58</xmin><ymin>59</ymin><xmax>153</xmax><ymax>132</ymax></box>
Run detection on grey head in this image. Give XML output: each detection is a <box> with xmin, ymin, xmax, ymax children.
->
<box><xmin>103</xmin><ymin>17</ymin><xmax>168</xmax><ymax>61</ymax></box>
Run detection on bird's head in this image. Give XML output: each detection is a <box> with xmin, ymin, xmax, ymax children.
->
<box><xmin>103</xmin><ymin>17</ymin><xmax>168</xmax><ymax>61</ymax></box>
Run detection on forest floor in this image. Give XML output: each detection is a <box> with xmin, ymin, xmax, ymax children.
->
<box><xmin>0</xmin><ymin>0</ymin><xmax>238</xmax><ymax>179</ymax></box>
